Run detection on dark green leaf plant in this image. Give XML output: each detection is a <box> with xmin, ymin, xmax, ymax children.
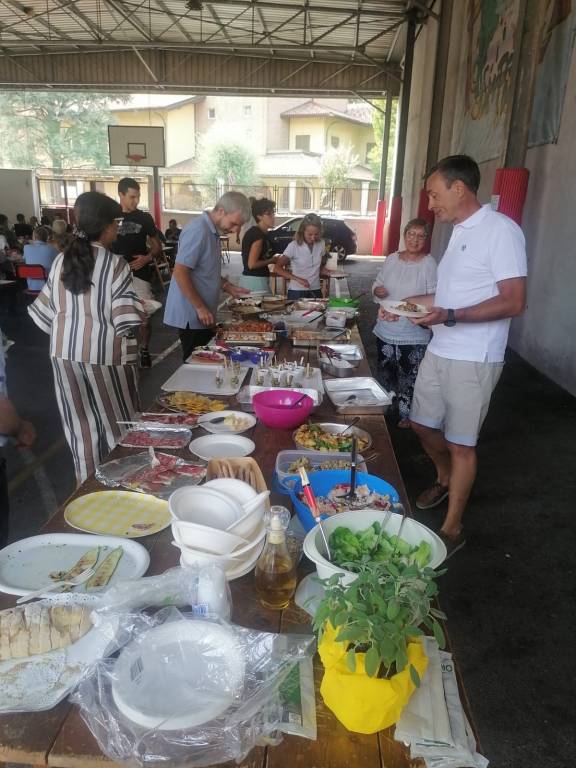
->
<box><xmin>312</xmin><ymin>561</ymin><xmax>446</xmax><ymax>684</ymax></box>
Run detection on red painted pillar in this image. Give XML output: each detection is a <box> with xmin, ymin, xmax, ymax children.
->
<box><xmin>386</xmin><ymin>196</ymin><xmax>403</xmax><ymax>254</ymax></box>
<box><xmin>371</xmin><ymin>199</ymin><xmax>387</xmax><ymax>255</ymax></box>
<box><xmin>152</xmin><ymin>167</ymin><xmax>162</xmax><ymax>229</ymax></box>
<box><xmin>492</xmin><ymin>167</ymin><xmax>530</xmax><ymax>225</ymax></box>
<box><xmin>417</xmin><ymin>187</ymin><xmax>435</xmax><ymax>252</ymax></box>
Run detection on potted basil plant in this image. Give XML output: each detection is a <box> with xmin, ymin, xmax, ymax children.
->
<box><xmin>312</xmin><ymin>560</ymin><xmax>446</xmax><ymax>734</ymax></box>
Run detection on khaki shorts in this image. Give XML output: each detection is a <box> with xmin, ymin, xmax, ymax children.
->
<box><xmin>410</xmin><ymin>351</ymin><xmax>503</xmax><ymax>447</ymax></box>
<box><xmin>132</xmin><ymin>277</ymin><xmax>162</xmax><ymax>317</ymax></box>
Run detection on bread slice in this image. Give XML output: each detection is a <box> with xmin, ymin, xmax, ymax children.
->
<box><xmin>0</xmin><ymin>602</ymin><xmax>93</xmax><ymax>660</ymax></box>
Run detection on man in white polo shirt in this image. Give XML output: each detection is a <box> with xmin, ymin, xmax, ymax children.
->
<box><xmin>386</xmin><ymin>155</ymin><xmax>527</xmax><ymax>557</ymax></box>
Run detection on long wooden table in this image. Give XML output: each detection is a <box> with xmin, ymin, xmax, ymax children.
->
<box><xmin>0</xmin><ymin>330</ymin><xmax>478</xmax><ymax>768</ymax></box>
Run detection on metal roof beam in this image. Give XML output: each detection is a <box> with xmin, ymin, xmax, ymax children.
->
<box><xmin>0</xmin><ymin>40</ymin><xmax>401</xmax><ymax>62</ymax></box>
<box><xmin>152</xmin><ymin>0</ymin><xmax>195</xmax><ymax>41</ymax></box>
<box><xmin>0</xmin><ymin>46</ymin><xmax>52</xmax><ymax>85</ymax></box>
<box><xmin>2</xmin><ymin>0</ymin><xmax>75</xmax><ymax>39</ymax></box>
<box><xmin>203</xmin><ymin>4</ymin><xmax>252</xmax><ymax>43</ymax></box>
<box><xmin>132</xmin><ymin>46</ymin><xmax>164</xmax><ymax>88</ymax></box>
<box><xmin>204</xmin><ymin>2</ymin><xmax>235</xmax><ymax>45</ymax></box>
<box><xmin>307</xmin><ymin>12</ymin><xmax>356</xmax><ymax>46</ymax></box>
<box><xmin>103</xmin><ymin>0</ymin><xmax>152</xmax><ymax>40</ymax></box>
<box><xmin>191</xmin><ymin>1</ymin><xmax>406</xmax><ymax>20</ymax></box>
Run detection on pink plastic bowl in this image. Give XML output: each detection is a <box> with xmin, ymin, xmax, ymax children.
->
<box><xmin>253</xmin><ymin>389</ymin><xmax>314</xmax><ymax>430</ymax></box>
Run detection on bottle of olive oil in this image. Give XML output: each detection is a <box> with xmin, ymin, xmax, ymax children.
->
<box><xmin>255</xmin><ymin>506</ymin><xmax>297</xmax><ymax>610</ymax></box>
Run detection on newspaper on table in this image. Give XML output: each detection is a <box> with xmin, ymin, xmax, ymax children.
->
<box><xmin>395</xmin><ymin>637</ymin><xmax>489</xmax><ymax>768</ymax></box>
<box><xmin>277</xmin><ymin>654</ymin><xmax>317</xmax><ymax>740</ymax></box>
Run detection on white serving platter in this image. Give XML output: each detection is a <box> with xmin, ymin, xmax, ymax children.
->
<box><xmin>161</xmin><ymin>364</ymin><xmax>249</xmax><ymax>396</ymax></box>
<box><xmin>196</xmin><ymin>410</ymin><xmax>257</xmax><ymax>434</ymax></box>
<box><xmin>188</xmin><ymin>434</ymin><xmax>256</xmax><ymax>460</ymax></box>
<box><xmin>0</xmin><ymin>533</ymin><xmax>149</xmax><ymax>597</ymax></box>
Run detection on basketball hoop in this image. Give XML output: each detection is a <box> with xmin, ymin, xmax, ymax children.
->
<box><xmin>127</xmin><ymin>154</ymin><xmax>144</xmax><ymax>165</ymax></box>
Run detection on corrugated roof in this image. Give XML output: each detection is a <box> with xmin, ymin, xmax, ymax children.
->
<box><xmin>0</xmin><ymin>0</ymin><xmax>411</xmax><ymax>94</ymax></box>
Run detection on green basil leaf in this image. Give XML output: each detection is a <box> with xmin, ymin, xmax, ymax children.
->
<box><xmin>365</xmin><ymin>646</ymin><xmax>380</xmax><ymax>677</ymax></box>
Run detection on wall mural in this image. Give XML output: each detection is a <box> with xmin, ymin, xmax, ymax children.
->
<box><xmin>458</xmin><ymin>0</ymin><xmax>521</xmax><ymax>163</ymax></box>
<box><xmin>529</xmin><ymin>0</ymin><xmax>576</xmax><ymax>147</ymax></box>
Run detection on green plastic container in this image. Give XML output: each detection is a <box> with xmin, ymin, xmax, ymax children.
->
<box><xmin>328</xmin><ymin>297</ymin><xmax>359</xmax><ymax>308</ymax></box>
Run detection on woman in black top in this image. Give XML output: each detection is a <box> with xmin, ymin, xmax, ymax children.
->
<box><xmin>239</xmin><ymin>198</ymin><xmax>287</xmax><ymax>292</ymax></box>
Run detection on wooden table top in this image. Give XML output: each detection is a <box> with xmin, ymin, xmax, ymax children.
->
<box><xmin>0</xmin><ymin>330</ymin><xmax>474</xmax><ymax>768</ymax></box>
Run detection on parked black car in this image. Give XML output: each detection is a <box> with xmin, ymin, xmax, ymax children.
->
<box><xmin>267</xmin><ymin>216</ymin><xmax>357</xmax><ymax>262</ymax></box>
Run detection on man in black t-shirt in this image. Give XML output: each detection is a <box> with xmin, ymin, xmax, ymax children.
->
<box><xmin>13</xmin><ymin>213</ymin><xmax>33</xmax><ymax>239</ymax></box>
<box><xmin>112</xmin><ymin>178</ymin><xmax>162</xmax><ymax>368</ymax></box>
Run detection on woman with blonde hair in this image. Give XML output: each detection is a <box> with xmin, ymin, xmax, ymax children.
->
<box><xmin>29</xmin><ymin>191</ymin><xmax>145</xmax><ymax>483</ymax></box>
<box><xmin>273</xmin><ymin>213</ymin><xmax>332</xmax><ymax>299</ymax></box>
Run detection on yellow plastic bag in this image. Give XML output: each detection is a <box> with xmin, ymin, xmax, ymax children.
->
<box><xmin>318</xmin><ymin>622</ymin><xmax>428</xmax><ymax>734</ymax></box>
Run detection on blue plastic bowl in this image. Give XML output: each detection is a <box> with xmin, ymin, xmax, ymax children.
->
<box><xmin>229</xmin><ymin>349</ymin><xmax>248</xmax><ymax>362</ymax></box>
<box><xmin>289</xmin><ymin>469</ymin><xmax>400</xmax><ymax>532</ymax></box>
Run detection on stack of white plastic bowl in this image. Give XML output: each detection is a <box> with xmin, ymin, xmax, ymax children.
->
<box><xmin>169</xmin><ymin>479</ymin><xmax>268</xmax><ymax>580</ymax></box>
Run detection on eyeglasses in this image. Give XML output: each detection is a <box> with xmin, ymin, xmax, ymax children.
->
<box><xmin>406</xmin><ymin>231</ymin><xmax>426</xmax><ymax>239</ymax></box>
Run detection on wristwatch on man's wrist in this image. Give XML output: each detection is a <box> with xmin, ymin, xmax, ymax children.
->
<box><xmin>444</xmin><ymin>309</ymin><xmax>456</xmax><ymax>327</ymax></box>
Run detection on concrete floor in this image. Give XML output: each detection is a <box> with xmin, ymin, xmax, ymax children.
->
<box><xmin>1</xmin><ymin>254</ymin><xmax>574</xmax><ymax>768</ymax></box>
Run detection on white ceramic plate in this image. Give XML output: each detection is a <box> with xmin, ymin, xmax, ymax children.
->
<box><xmin>197</xmin><ymin>410</ymin><xmax>257</xmax><ymax>434</ymax></box>
<box><xmin>379</xmin><ymin>299</ymin><xmax>430</xmax><ymax>318</ymax></box>
<box><xmin>0</xmin><ymin>533</ymin><xmax>150</xmax><ymax>597</ymax></box>
<box><xmin>188</xmin><ymin>434</ymin><xmax>256</xmax><ymax>460</ymax></box>
<box><xmin>111</xmin><ymin>620</ymin><xmax>245</xmax><ymax>730</ymax></box>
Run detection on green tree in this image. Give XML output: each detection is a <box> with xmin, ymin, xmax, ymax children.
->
<box><xmin>0</xmin><ymin>91</ymin><xmax>123</xmax><ymax>172</ymax></box>
<box><xmin>198</xmin><ymin>132</ymin><xmax>257</xmax><ymax>188</ymax></box>
<box><xmin>368</xmin><ymin>98</ymin><xmax>398</xmax><ymax>198</ymax></box>
<box><xmin>319</xmin><ymin>145</ymin><xmax>359</xmax><ymax>188</ymax></box>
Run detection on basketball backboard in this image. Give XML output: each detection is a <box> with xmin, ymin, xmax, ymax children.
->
<box><xmin>108</xmin><ymin>125</ymin><xmax>166</xmax><ymax>167</ymax></box>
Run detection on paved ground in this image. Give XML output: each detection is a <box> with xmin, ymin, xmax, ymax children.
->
<box><xmin>1</xmin><ymin>253</ymin><xmax>574</xmax><ymax>768</ymax></box>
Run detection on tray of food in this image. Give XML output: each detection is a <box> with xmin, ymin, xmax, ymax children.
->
<box><xmin>186</xmin><ymin>348</ymin><xmax>228</xmax><ymax>365</ymax></box>
<box><xmin>157</xmin><ymin>392</ymin><xmax>227</xmax><ymax>415</ymax></box>
<box><xmin>161</xmin><ymin>363</ymin><xmax>249</xmax><ymax>396</ymax></box>
<box><xmin>96</xmin><ymin>451</ymin><xmax>206</xmax><ymax>496</ymax></box>
<box><xmin>216</xmin><ymin>319</ymin><xmax>277</xmax><ymax>345</ymax></box>
<box><xmin>293</xmin><ymin>422</ymin><xmax>371</xmax><ymax>452</ymax></box>
<box><xmin>275</xmin><ymin>449</ymin><xmax>367</xmax><ymax>491</ymax></box>
<box><xmin>227</xmin><ymin>300</ymin><xmax>263</xmax><ymax>317</ymax></box>
<box><xmin>251</xmin><ymin>364</ymin><xmax>324</xmax><ymax>397</ymax></box>
<box><xmin>318</xmin><ymin>343</ymin><xmax>363</xmax><ymax>364</ymax></box>
<box><xmin>135</xmin><ymin>412</ymin><xmax>199</xmax><ymax>427</ymax></box>
<box><xmin>119</xmin><ymin>424</ymin><xmax>192</xmax><ymax>449</ymax></box>
<box><xmin>290</xmin><ymin>328</ymin><xmax>351</xmax><ymax>347</ymax></box>
<box><xmin>236</xmin><ymin>385</ymin><xmax>321</xmax><ymax>410</ymax></box>
<box><xmin>323</xmin><ymin>377</ymin><xmax>394</xmax><ymax>414</ymax></box>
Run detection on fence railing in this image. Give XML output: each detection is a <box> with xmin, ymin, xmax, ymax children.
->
<box><xmin>37</xmin><ymin>175</ymin><xmax>379</xmax><ymax>217</ymax></box>
<box><xmin>162</xmin><ymin>181</ymin><xmax>378</xmax><ymax>215</ymax></box>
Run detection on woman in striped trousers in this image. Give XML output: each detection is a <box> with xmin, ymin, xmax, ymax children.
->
<box><xmin>29</xmin><ymin>192</ymin><xmax>145</xmax><ymax>484</ymax></box>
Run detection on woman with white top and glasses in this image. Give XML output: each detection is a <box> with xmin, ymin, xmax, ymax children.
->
<box><xmin>29</xmin><ymin>191</ymin><xmax>145</xmax><ymax>484</ymax></box>
<box><xmin>273</xmin><ymin>213</ymin><xmax>333</xmax><ymax>300</ymax></box>
<box><xmin>372</xmin><ymin>218</ymin><xmax>437</xmax><ymax>428</ymax></box>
